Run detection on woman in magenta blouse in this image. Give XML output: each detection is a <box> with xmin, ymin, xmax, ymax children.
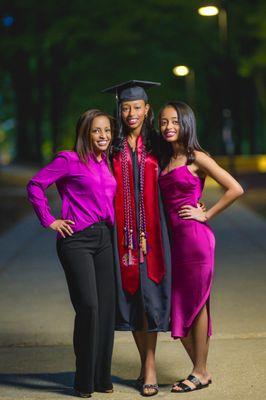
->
<box><xmin>27</xmin><ymin>109</ymin><xmax>117</xmax><ymax>398</ymax></box>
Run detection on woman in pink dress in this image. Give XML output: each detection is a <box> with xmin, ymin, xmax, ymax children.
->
<box><xmin>158</xmin><ymin>101</ymin><xmax>244</xmax><ymax>393</ymax></box>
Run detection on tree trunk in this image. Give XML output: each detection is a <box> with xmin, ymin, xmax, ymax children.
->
<box><xmin>10</xmin><ymin>50</ymin><xmax>36</xmax><ymax>163</ymax></box>
<box><xmin>49</xmin><ymin>46</ymin><xmax>64</xmax><ymax>153</ymax></box>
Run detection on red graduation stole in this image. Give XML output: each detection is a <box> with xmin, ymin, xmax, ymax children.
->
<box><xmin>113</xmin><ymin>135</ymin><xmax>166</xmax><ymax>295</ymax></box>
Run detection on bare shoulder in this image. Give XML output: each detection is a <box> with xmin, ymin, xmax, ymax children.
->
<box><xmin>193</xmin><ymin>152</ymin><xmax>244</xmax><ymax>195</ymax></box>
<box><xmin>194</xmin><ymin>150</ymin><xmax>211</xmax><ymax>162</ymax></box>
<box><xmin>194</xmin><ymin>151</ymin><xmax>216</xmax><ymax>170</ymax></box>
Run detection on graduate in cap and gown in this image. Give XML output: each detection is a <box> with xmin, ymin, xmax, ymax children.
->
<box><xmin>103</xmin><ymin>81</ymin><xmax>171</xmax><ymax>396</ymax></box>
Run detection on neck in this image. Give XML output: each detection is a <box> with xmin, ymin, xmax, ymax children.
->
<box><xmin>171</xmin><ymin>142</ymin><xmax>185</xmax><ymax>158</ymax></box>
<box><xmin>128</xmin><ymin>125</ymin><xmax>142</xmax><ymax>139</ymax></box>
<box><xmin>93</xmin><ymin>150</ymin><xmax>103</xmax><ymax>161</ymax></box>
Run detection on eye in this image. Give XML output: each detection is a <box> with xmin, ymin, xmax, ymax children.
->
<box><xmin>173</xmin><ymin>121</ymin><xmax>179</xmax><ymax>125</ymax></box>
<box><xmin>122</xmin><ymin>107</ymin><xmax>129</xmax><ymax>112</ymax></box>
<box><xmin>91</xmin><ymin>128</ymin><xmax>100</xmax><ymax>133</ymax></box>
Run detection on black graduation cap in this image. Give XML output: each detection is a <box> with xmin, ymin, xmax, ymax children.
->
<box><xmin>102</xmin><ymin>80</ymin><xmax>161</xmax><ymax>104</ymax></box>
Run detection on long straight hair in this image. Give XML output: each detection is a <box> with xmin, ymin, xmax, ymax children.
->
<box><xmin>74</xmin><ymin>109</ymin><xmax>115</xmax><ymax>166</ymax></box>
<box><xmin>112</xmin><ymin>102</ymin><xmax>159</xmax><ymax>155</ymax></box>
<box><xmin>158</xmin><ymin>101</ymin><xmax>208</xmax><ymax>169</ymax></box>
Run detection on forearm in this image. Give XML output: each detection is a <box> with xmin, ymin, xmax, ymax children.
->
<box><xmin>206</xmin><ymin>187</ymin><xmax>244</xmax><ymax>221</ymax></box>
<box><xmin>26</xmin><ymin>153</ymin><xmax>69</xmax><ymax>227</ymax></box>
<box><xmin>27</xmin><ymin>181</ymin><xmax>56</xmax><ymax>227</ymax></box>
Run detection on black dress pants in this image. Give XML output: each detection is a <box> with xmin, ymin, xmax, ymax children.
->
<box><xmin>56</xmin><ymin>222</ymin><xmax>115</xmax><ymax>394</ymax></box>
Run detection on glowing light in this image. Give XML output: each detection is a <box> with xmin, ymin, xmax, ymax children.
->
<box><xmin>198</xmin><ymin>6</ymin><xmax>219</xmax><ymax>16</ymax></box>
<box><xmin>172</xmin><ymin>65</ymin><xmax>190</xmax><ymax>77</ymax></box>
<box><xmin>258</xmin><ymin>156</ymin><xmax>266</xmax><ymax>172</ymax></box>
<box><xmin>2</xmin><ymin>15</ymin><xmax>14</xmax><ymax>27</ymax></box>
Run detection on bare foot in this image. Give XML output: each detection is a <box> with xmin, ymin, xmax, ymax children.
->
<box><xmin>142</xmin><ymin>366</ymin><xmax>158</xmax><ymax>396</ymax></box>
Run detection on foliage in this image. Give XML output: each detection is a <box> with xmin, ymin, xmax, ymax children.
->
<box><xmin>0</xmin><ymin>0</ymin><xmax>265</xmax><ymax>163</ymax></box>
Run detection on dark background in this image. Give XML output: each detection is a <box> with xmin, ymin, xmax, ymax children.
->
<box><xmin>0</xmin><ymin>0</ymin><xmax>265</xmax><ymax>165</ymax></box>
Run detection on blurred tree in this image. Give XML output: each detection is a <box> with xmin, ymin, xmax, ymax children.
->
<box><xmin>0</xmin><ymin>0</ymin><xmax>265</xmax><ymax>163</ymax></box>
<box><xmin>236</xmin><ymin>0</ymin><xmax>266</xmax><ymax>153</ymax></box>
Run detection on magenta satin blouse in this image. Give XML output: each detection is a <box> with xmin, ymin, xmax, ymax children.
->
<box><xmin>27</xmin><ymin>150</ymin><xmax>117</xmax><ymax>234</ymax></box>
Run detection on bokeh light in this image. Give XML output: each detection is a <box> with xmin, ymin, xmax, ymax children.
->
<box><xmin>198</xmin><ymin>6</ymin><xmax>219</xmax><ymax>16</ymax></box>
<box><xmin>172</xmin><ymin>65</ymin><xmax>190</xmax><ymax>76</ymax></box>
<box><xmin>2</xmin><ymin>15</ymin><xmax>14</xmax><ymax>27</ymax></box>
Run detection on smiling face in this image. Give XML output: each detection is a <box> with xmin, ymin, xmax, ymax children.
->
<box><xmin>90</xmin><ymin>115</ymin><xmax>112</xmax><ymax>155</ymax></box>
<box><xmin>121</xmin><ymin>99</ymin><xmax>150</xmax><ymax>130</ymax></box>
<box><xmin>159</xmin><ymin>106</ymin><xmax>180</xmax><ymax>142</ymax></box>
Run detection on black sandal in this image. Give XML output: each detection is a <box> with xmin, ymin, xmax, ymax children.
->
<box><xmin>142</xmin><ymin>383</ymin><xmax>159</xmax><ymax>397</ymax></box>
<box><xmin>171</xmin><ymin>374</ymin><xmax>209</xmax><ymax>393</ymax></box>
<box><xmin>75</xmin><ymin>390</ymin><xmax>92</xmax><ymax>398</ymax></box>
<box><xmin>96</xmin><ymin>388</ymin><xmax>114</xmax><ymax>393</ymax></box>
<box><xmin>136</xmin><ymin>377</ymin><xmax>144</xmax><ymax>389</ymax></box>
<box><xmin>173</xmin><ymin>377</ymin><xmax>212</xmax><ymax>386</ymax></box>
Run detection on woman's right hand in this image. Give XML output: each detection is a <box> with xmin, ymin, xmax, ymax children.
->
<box><xmin>49</xmin><ymin>219</ymin><xmax>75</xmax><ymax>238</ymax></box>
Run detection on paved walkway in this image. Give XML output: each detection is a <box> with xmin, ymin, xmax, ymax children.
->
<box><xmin>0</xmin><ymin>185</ymin><xmax>265</xmax><ymax>399</ymax></box>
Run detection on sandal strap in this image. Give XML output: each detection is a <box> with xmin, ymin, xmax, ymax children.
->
<box><xmin>176</xmin><ymin>381</ymin><xmax>192</xmax><ymax>392</ymax></box>
<box><xmin>143</xmin><ymin>384</ymin><xmax>159</xmax><ymax>390</ymax></box>
<box><xmin>187</xmin><ymin>374</ymin><xmax>202</xmax><ymax>387</ymax></box>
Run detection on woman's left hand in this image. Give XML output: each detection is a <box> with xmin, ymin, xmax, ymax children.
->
<box><xmin>178</xmin><ymin>204</ymin><xmax>207</xmax><ymax>222</ymax></box>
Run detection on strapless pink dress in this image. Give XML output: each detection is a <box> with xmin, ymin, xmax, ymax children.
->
<box><xmin>159</xmin><ymin>165</ymin><xmax>215</xmax><ymax>338</ymax></box>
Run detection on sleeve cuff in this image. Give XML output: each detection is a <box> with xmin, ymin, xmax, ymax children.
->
<box><xmin>41</xmin><ymin>215</ymin><xmax>56</xmax><ymax>228</ymax></box>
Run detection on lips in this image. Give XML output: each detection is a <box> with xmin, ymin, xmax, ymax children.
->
<box><xmin>164</xmin><ymin>131</ymin><xmax>176</xmax><ymax>138</ymax></box>
<box><xmin>127</xmin><ymin>118</ymin><xmax>138</xmax><ymax>125</ymax></box>
<box><xmin>97</xmin><ymin>140</ymin><xmax>109</xmax><ymax>146</ymax></box>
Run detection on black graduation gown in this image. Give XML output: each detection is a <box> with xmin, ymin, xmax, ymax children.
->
<box><xmin>113</xmin><ymin>150</ymin><xmax>171</xmax><ymax>332</ymax></box>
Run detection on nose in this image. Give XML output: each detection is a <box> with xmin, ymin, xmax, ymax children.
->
<box><xmin>166</xmin><ymin>121</ymin><xmax>174</xmax><ymax>129</ymax></box>
<box><xmin>128</xmin><ymin>107</ymin><xmax>134</xmax><ymax>116</ymax></box>
<box><xmin>99</xmin><ymin>130</ymin><xmax>107</xmax><ymax>138</ymax></box>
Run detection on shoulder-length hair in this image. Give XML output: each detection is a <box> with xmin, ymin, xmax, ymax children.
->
<box><xmin>158</xmin><ymin>101</ymin><xmax>208</xmax><ymax>169</ymax></box>
<box><xmin>74</xmin><ymin>109</ymin><xmax>115</xmax><ymax>164</ymax></box>
<box><xmin>112</xmin><ymin>101</ymin><xmax>159</xmax><ymax>155</ymax></box>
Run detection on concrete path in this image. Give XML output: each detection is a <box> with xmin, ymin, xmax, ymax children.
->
<box><xmin>0</xmin><ymin>185</ymin><xmax>265</xmax><ymax>399</ymax></box>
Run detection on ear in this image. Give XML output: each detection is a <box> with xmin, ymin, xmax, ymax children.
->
<box><xmin>145</xmin><ymin>103</ymin><xmax>150</xmax><ymax>115</ymax></box>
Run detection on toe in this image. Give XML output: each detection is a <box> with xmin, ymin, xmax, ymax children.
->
<box><xmin>172</xmin><ymin>385</ymin><xmax>182</xmax><ymax>392</ymax></box>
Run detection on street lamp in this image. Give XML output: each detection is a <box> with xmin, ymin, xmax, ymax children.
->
<box><xmin>198</xmin><ymin>5</ymin><xmax>228</xmax><ymax>49</ymax></box>
<box><xmin>172</xmin><ymin>65</ymin><xmax>195</xmax><ymax>107</ymax></box>
<box><xmin>198</xmin><ymin>5</ymin><xmax>235</xmax><ymax>169</ymax></box>
<box><xmin>172</xmin><ymin>65</ymin><xmax>190</xmax><ymax>77</ymax></box>
<box><xmin>198</xmin><ymin>6</ymin><xmax>219</xmax><ymax>16</ymax></box>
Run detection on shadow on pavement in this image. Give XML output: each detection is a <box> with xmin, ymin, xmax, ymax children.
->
<box><xmin>0</xmin><ymin>371</ymin><xmax>74</xmax><ymax>396</ymax></box>
<box><xmin>0</xmin><ymin>372</ymin><xmax>150</xmax><ymax>395</ymax></box>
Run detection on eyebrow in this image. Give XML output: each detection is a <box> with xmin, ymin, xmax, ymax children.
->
<box><xmin>161</xmin><ymin>117</ymin><xmax>179</xmax><ymax>120</ymax></box>
<box><xmin>92</xmin><ymin>126</ymin><xmax>111</xmax><ymax>129</ymax></box>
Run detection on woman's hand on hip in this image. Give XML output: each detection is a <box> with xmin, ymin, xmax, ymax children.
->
<box><xmin>178</xmin><ymin>204</ymin><xmax>207</xmax><ymax>222</ymax></box>
<box><xmin>49</xmin><ymin>219</ymin><xmax>75</xmax><ymax>238</ymax></box>
<box><xmin>198</xmin><ymin>201</ymin><xmax>206</xmax><ymax>212</ymax></box>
